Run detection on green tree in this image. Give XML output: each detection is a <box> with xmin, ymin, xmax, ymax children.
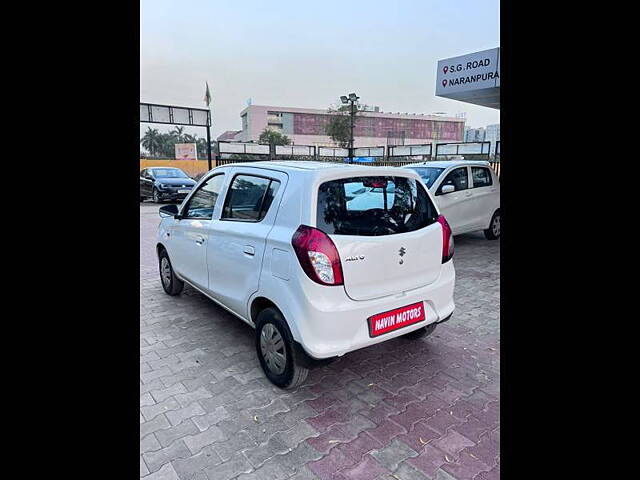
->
<box><xmin>258</xmin><ymin>128</ymin><xmax>291</xmax><ymax>146</ymax></box>
<box><xmin>140</xmin><ymin>127</ymin><xmax>162</xmax><ymax>156</ymax></box>
<box><xmin>325</xmin><ymin>102</ymin><xmax>359</xmax><ymax>148</ymax></box>
<box><xmin>170</xmin><ymin>126</ymin><xmax>185</xmax><ymax>143</ymax></box>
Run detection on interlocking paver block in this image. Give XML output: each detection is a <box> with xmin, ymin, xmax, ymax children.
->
<box><xmin>370</xmin><ymin>439</ymin><xmax>419</xmax><ymax>472</ymax></box>
<box><xmin>170</xmin><ymin>445</ymin><xmax>222</xmax><ymax>479</ymax></box>
<box><xmin>142</xmin><ymin>462</ymin><xmax>180</xmax><ymax>480</ymax></box>
<box><xmin>276</xmin><ymin>421</ymin><xmax>319</xmax><ymax>449</ymax></box>
<box><xmin>341</xmin><ymin>454</ymin><xmax>390</xmax><ymax>480</ymax></box>
<box><xmin>307</xmin><ymin>447</ymin><xmax>357</xmax><ymax>480</ymax></box>
<box><xmin>155</xmin><ymin>419</ymin><xmax>200</xmax><ymax>448</ymax></box>
<box><xmin>141</xmin><ymin>398</ymin><xmax>181</xmax><ymax>422</ymax></box>
<box><xmin>183</xmin><ymin>425</ymin><xmax>226</xmax><ymax>455</ymax></box>
<box><xmin>166</xmin><ymin>402</ymin><xmax>206</xmax><ymax>426</ymax></box>
<box><xmin>150</xmin><ymin>382</ymin><xmax>188</xmax><ymax>403</ymax></box>
<box><xmin>213</xmin><ymin>430</ymin><xmax>256</xmax><ymax>462</ymax></box>
<box><xmin>142</xmin><ymin>439</ymin><xmax>191</xmax><ymax>473</ymax></box>
<box><xmin>141</xmin><ymin>414</ymin><xmax>171</xmax><ymax>440</ymax></box>
<box><xmin>203</xmin><ymin>453</ymin><xmax>253</xmax><ymax>480</ymax></box>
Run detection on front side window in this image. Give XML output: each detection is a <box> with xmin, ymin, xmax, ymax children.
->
<box><xmin>437</xmin><ymin>167</ymin><xmax>468</xmax><ymax>194</ymax></box>
<box><xmin>222</xmin><ymin>175</ymin><xmax>281</xmax><ymax>221</ymax></box>
<box><xmin>471</xmin><ymin>167</ymin><xmax>493</xmax><ymax>188</ymax></box>
<box><xmin>182</xmin><ymin>174</ymin><xmax>225</xmax><ymax>219</ymax></box>
<box><xmin>317</xmin><ymin>176</ymin><xmax>438</xmax><ymax>236</ymax></box>
<box><xmin>407</xmin><ymin>167</ymin><xmax>445</xmax><ymax>188</ymax></box>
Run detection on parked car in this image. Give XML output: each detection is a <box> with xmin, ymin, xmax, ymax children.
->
<box><xmin>140</xmin><ymin>167</ymin><xmax>197</xmax><ymax>203</ymax></box>
<box><xmin>404</xmin><ymin>160</ymin><xmax>500</xmax><ymax>239</ymax></box>
<box><xmin>156</xmin><ymin>161</ymin><xmax>455</xmax><ymax>389</ymax></box>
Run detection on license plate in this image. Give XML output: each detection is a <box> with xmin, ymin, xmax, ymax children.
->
<box><xmin>178</xmin><ymin>189</ymin><xmax>190</xmax><ymax>194</ymax></box>
<box><xmin>368</xmin><ymin>301</ymin><xmax>426</xmax><ymax>337</ymax></box>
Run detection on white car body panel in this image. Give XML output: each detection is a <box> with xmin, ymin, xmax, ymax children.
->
<box><xmin>158</xmin><ymin>161</ymin><xmax>455</xmax><ymax>359</ymax></box>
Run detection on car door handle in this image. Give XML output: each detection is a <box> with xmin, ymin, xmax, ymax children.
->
<box><xmin>195</xmin><ymin>236</ymin><xmax>205</xmax><ymax>245</ymax></box>
<box><xmin>465</xmin><ymin>192</ymin><xmax>473</xmax><ymax>197</ymax></box>
<box><xmin>243</xmin><ymin>245</ymin><xmax>255</xmax><ymax>256</ymax></box>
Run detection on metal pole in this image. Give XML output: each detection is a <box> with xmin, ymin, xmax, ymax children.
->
<box><xmin>349</xmin><ymin>100</ymin><xmax>355</xmax><ymax>164</ymax></box>
<box><xmin>206</xmin><ymin>120</ymin><xmax>213</xmax><ymax>170</ymax></box>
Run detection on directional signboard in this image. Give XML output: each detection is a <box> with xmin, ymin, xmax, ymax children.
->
<box><xmin>436</xmin><ymin>48</ymin><xmax>500</xmax><ymax>109</ymax></box>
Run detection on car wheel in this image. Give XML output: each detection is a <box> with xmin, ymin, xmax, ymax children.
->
<box><xmin>158</xmin><ymin>249</ymin><xmax>184</xmax><ymax>296</ymax></box>
<box><xmin>153</xmin><ymin>188</ymin><xmax>161</xmax><ymax>203</ymax></box>
<box><xmin>484</xmin><ymin>210</ymin><xmax>500</xmax><ymax>240</ymax></box>
<box><xmin>402</xmin><ymin>322</ymin><xmax>437</xmax><ymax>340</ymax></box>
<box><xmin>255</xmin><ymin>307</ymin><xmax>308</xmax><ymax>390</ymax></box>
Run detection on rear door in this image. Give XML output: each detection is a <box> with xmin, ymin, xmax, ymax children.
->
<box><xmin>316</xmin><ymin>175</ymin><xmax>443</xmax><ymax>302</ymax></box>
<box><xmin>207</xmin><ymin>168</ymin><xmax>287</xmax><ymax>317</ymax></box>
<box><xmin>469</xmin><ymin>166</ymin><xmax>499</xmax><ymax>229</ymax></box>
<box><xmin>433</xmin><ymin>166</ymin><xmax>474</xmax><ymax>233</ymax></box>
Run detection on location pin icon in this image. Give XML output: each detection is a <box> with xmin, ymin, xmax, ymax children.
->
<box><xmin>443</xmin><ymin>66</ymin><xmax>448</xmax><ymax>74</ymax></box>
<box><xmin>442</xmin><ymin>79</ymin><xmax>447</xmax><ymax>87</ymax></box>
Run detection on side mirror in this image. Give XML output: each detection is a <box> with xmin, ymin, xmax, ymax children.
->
<box><xmin>159</xmin><ymin>204</ymin><xmax>179</xmax><ymax>218</ymax></box>
<box><xmin>441</xmin><ymin>184</ymin><xmax>455</xmax><ymax>194</ymax></box>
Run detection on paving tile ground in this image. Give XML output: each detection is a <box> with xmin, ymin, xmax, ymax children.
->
<box><xmin>140</xmin><ymin>203</ymin><xmax>500</xmax><ymax>479</ymax></box>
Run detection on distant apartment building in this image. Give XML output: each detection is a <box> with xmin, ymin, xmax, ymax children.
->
<box><xmin>219</xmin><ymin>104</ymin><xmax>465</xmax><ymax>148</ymax></box>
<box><xmin>464</xmin><ymin>127</ymin><xmax>486</xmax><ymax>143</ymax></box>
<box><xmin>485</xmin><ymin>123</ymin><xmax>500</xmax><ymax>155</ymax></box>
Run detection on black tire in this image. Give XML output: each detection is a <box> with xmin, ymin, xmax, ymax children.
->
<box><xmin>158</xmin><ymin>249</ymin><xmax>184</xmax><ymax>296</ymax></box>
<box><xmin>153</xmin><ymin>188</ymin><xmax>162</xmax><ymax>203</ymax></box>
<box><xmin>255</xmin><ymin>307</ymin><xmax>308</xmax><ymax>389</ymax></box>
<box><xmin>484</xmin><ymin>210</ymin><xmax>500</xmax><ymax>240</ymax></box>
<box><xmin>403</xmin><ymin>322</ymin><xmax>437</xmax><ymax>340</ymax></box>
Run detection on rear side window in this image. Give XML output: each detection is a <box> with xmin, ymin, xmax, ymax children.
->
<box><xmin>471</xmin><ymin>167</ymin><xmax>493</xmax><ymax>188</ymax></box>
<box><xmin>317</xmin><ymin>176</ymin><xmax>438</xmax><ymax>236</ymax></box>
<box><xmin>222</xmin><ymin>175</ymin><xmax>281</xmax><ymax>222</ymax></box>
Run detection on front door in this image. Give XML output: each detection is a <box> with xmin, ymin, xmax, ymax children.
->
<box><xmin>434</xmin><ymin>166</ymin><xmax>474</xmax><ymax>233</ymax></box>
<box><xmin>170</xmin><ymin>173</ymin><xmax>226</xmax><ymax>290</ymax></box>
<box><xmin>207</xmin><ymin>168</ymin><xmax>287</xmax><ymax>319</ymax></box>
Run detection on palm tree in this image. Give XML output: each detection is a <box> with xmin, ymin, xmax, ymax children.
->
<box><xmin>170</xmin><ymin>126</ymin><xmax>185</xmax><ymax>143</ymax></box>
<box><xmin>140</xmin><ymin>127</ymin><xmax>162</xmax><ymax>156</ymax></box>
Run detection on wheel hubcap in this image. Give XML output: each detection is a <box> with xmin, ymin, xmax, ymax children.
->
<box><xmin>493</xmin><ymin>215</ymin><xmax>500</xmax><ymax>236</ymax></box>
<box><xmin>260</xmin><ymin>324</ymin><xmax>286</xmax><ymax>375</ymax></box>
<box><xmin>161</xmin><ymin>258</ymin><xmax>171</xmax><ymax>288</ymax></box>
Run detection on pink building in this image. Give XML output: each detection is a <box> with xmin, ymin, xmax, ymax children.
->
<box><xmin>219</xmin><ymin>105</ymin><xmax>465</xmax><ymax>148</ymax></box>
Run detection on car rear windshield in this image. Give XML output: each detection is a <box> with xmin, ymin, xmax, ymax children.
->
<box><xmin>316</xmin><ymin>176</ymin><xmax>438</xmax><ymax>236</ymax></box>
<box><xmin>152</xmin><ymin>168</ymin><xmax>189</xmax><ymax>178</ymax></box>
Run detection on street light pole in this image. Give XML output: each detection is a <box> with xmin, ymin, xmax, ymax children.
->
<box><xmin>341</xmin><ymin>93</ymin><xmax>359</xmax><ymax>164</ymax></box>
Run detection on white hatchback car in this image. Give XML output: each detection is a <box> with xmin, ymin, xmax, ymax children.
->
<box><xmin>156</xmin><ymin>161</ymin><xmax>455</xmax><ymax>389</ymax></box>
<box><xmin>404</xmin><ymin>160</ymin><xmax>500</xmax><ymax>239</ymax></box>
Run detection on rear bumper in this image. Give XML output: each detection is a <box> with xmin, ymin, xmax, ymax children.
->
<box><xmin>286</xmin><ymin>260</ymin><xmax>455</xmax><ymax>359</ymax></box>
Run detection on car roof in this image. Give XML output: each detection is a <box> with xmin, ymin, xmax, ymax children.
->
<box><xmin>218</xmin><ymin>160</ymin><xmax>366</xmax><ymax>172</ymax></box>
<box><xmin>403</xmin><ymin>160</ymin><xmax>491</xmax><ymax>168</ymax></box>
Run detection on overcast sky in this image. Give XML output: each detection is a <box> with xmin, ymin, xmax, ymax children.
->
<box><xmin>140</xmin><ymin>0</ymin><xmax>500</xmax><ymax>140</ymax></box>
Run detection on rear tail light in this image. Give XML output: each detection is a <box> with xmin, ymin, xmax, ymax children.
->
<box><xmin>437</xmin><ymin>215</ymin><xmax>454</xmax><ymax>263</ymax></box>
<box><xmin>291</xmin><ymin>225</ymin><xmax>344</xmax><ymax>286</ymax></box>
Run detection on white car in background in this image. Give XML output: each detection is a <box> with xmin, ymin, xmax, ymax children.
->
<box><xmin>156</xmin><ymin>161</ymin><xmax>455</xmax><ymax>389</ymax></box>
<box><xmin>404</xmin><ymin>160</ymin><xmax>500</xmax><ymax>239</ymax></box>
